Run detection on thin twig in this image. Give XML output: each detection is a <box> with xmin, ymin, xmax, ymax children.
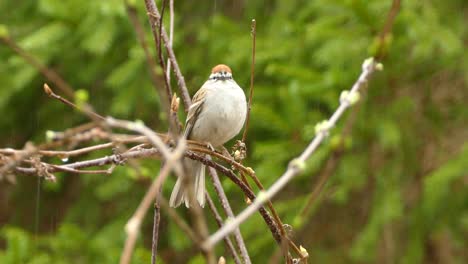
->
<box><xmin>13</xmin><ymin>148</ymin><xmax>159</xmax><ymax>175</ymax></box>
<box><xmin>124</xmin><ymin>1</ymin><xmax>169</xmax><ymax>112</ymax></box>
<box><xmin>154</xmin><ymin>0</ymin><xmax>180</xmax><ymax>139</ymax></box>
<box><xmin>156</xmin><ymin>0</ymin><xmax>173</xmax><ymax>109</ymax></box>
<box><xmin>47</xmin><ymin>163</ymin><xmax>115</xmax><ymax>175</ymax></box>
<box><xmin>375</xmin><ymin>0</ymin><xmax>401</xmax><ymax>60</ymax></box>
<box><xmin>189</xmin><ymin>146</ymin><xmax>254</xmax><ymax>177</ymax></box>
<box><xmin>38</xmin><ymin>142</ymin><xmax>115</xmax><ymax>157</ymax></box>
<box><xmin>151</xmin><ymin>202</ymin><xmax>161</xmax><ymax>264</ymax></box>
<box><xmin>1</xmin><ymin>36</ymin><xmax>100</xmax><ymax>121</ymax></box>
<box><xmin>0</xmin><ymin>124</ymin><xmax>110</xmax><ymax>177</ymax></box>
<box><xmin>241</xmin><ymin>19</ymin><xmax>257</xmax><ymax>142</ymax></box>
<box><xmin>0</xmin><ymin>136</ymin><xmax>148</xmax><ymax>159</ymax></box>
<box><xmin>0</xmin><ymin>143</ymin><xmax>37</xmax><ymax>178</ymax></box>
<box><xmin>207</xmin><ymin>166</ymin><xmax>252</xmax><ymax>264</ymax></box>
<box><xmin>105</xmin><ymin>118</ymin><xmax>170</xmax><ymax>159</ymax></box>
<box><xmin>165</xmin><ymin>0</ymin><xmax>174</xmax><ymax>82</ymax></box>
<box><xmin>205</xmin><ymin>193</ymin><xmax>242</xmax><ymax>264</ymax></box>
<box><xmin>43</xmin><ymin>84</ymin><xmax>105</xmax><ymax>121</ymax></box>
<box><xmin>202</xmin><ymin>58</ymin><xmax>382</xmax><ymax>250</ymax></box>
<box><xmin>0</xmin><ymin>36</ymin><xmax>75</xmax><ymax>98</ymax></box>
<box><xmin>144</xmin><ymin>0</ymin><xmax>191</xmax><ymax>111</ymax></box>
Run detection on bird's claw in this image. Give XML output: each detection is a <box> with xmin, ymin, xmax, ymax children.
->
<box><xmin>206</xmin><ymin>142</ymin><xmax>215</xmax><ymax>151</ymax></box>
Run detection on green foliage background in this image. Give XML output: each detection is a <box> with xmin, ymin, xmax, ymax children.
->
<box><xmin>1</xmin><ymin>0</ymin><xmax>467</xmax><ymax>263</ymax></box>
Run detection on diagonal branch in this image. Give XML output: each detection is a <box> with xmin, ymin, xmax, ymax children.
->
<box><xmin>207</xmin><ymin>166</ymin><xmax>252</xmax><ymax>264</ymax></box>
<box><xmin>205</xmin><ymin>193</ymin><xmax>242</xmax><ymax>264</ymax></box>
<box><xmin>0</xmin><ymin>36</ymin><xmax>75</xmax><ymax>98</ymax></box>
<box><xmin>1</xmin><ymin>36</ymin><xmax>101</xmax><ymax>122</ymax></box>
<box><xmin>186</xmin><ymin>152</ymin><xmax>282</xmax><ymax>244</ymax></box>
<box><xmin>43</xmin><ymin>84</ymin><xmax>105</xmax><ymax>121</ymax></box>
<box><xmin>120</xmin><ymin>139</ymin><xmax>186</xmax><ymax>264</ymax></box>
<box><xmin>375</xmin><ymin>0</ymin><xmax>401</xmax><ymax>60</ymax></box>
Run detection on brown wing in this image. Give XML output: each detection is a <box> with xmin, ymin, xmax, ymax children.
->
<box><xmin>184</xmin><ymin>87</ymin><xmax>207</xmax><ymax>139</ymax></box>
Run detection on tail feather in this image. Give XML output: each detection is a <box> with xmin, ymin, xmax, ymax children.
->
<box><xmin>194</xmin><ymin>164</ymin><xmax>206</xmax><ymax>207</ymax></box>
<box><xmin>169</xmin><ymin>159</ymin><xmax>205</xmax><ymax>208</ymax></box>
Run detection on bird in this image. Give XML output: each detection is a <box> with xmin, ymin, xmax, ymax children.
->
<box><xmin>169</xmin><ymin>64</ymin><xmax>247</xmax><ymax>208</ymax></box>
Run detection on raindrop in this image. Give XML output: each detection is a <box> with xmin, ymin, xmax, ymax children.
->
<box><xmin>59</xmin><ymin>154</ymin><xmax>69</xmax><ymax>163</ymax></box>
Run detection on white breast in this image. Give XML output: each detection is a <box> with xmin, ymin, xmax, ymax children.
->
<box><xmin>190</xmin><ymin>80</ymin><xmax>247</xmax><ymax>147</ymax></box>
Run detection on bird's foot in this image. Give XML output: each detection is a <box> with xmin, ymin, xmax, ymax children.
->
<box><xmin>205</xmin><ymin>142</ymin><xmax>215</xmax><ymax>152</ymax></box>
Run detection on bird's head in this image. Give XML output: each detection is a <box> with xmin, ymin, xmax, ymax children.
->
<box><xmin>209</xmin><ymin>64</ymin><xmax>233</xmax><ymax>81</ymax></box>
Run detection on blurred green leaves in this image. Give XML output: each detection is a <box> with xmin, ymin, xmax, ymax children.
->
<box><xmin>0</xmin><ymin>0</ymin><xmax>467</xmax><ymax>263</ymax></box>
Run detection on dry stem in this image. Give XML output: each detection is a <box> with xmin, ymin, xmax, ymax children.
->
<box><xmin>144</xmin><ymin>0</ymin><xmax>191</xmax><ymax>110</ymax></box>
<box><xmin>120</xmin><ymin>140</ymin><xmax>186</xmax><ymax>264</ymax></box>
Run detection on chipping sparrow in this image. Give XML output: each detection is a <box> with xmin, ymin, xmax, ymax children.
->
<box><xmin>169</xmin><ymin>64</ymin><xmax>247</xmax><ymax>208</ymax></box>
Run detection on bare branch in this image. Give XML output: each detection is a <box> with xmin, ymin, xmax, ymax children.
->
<box><xmin>375</xmin><ymin>0</ymin><xmax>401</xmax><ymax>60</ymax></box>
<box><xmin>124</xmin><ymin>1</ymin><xmax>170</xmax><ymax>112</ymax></box>
<box><xmin>205</xmin><ymin>193</ymin><xmax>242</xmax><ymax>264</ymax></box>
<box><xmin>166</xmin><ymin>0</ymin><xmax>174</xmax><ymax>82</ymax></box>
<box><xmin>0</xmin><ymin>36</ymin><xmax>102</xmax><ymax>123</ymax></box>
<box><xmin>241</xmin><ymin>19</ymin><xmax>257</xmax><ymax>143</ymax></box>
<box><xmin>144</xmin><ymin>0</ymin><xmax>192</xmax><ymax>110</ymax></box>
<box><xmin>43</xmin><ymin>83</ymin><xmax>105</xmax><ymax>121</ymax></box>
<box><xmin>104</xmin><ymin>119</ymin><xmax>214</xmax><ymax>262</ymax></box>
<box><xmin>0</xmin><ymin>143</ymin><xmax>37</xmax><ymax>179</ymax></box>
<box><xmin>47</xmin><ymin>163</ymin><xmax>115</xmax><ymax>175</ymax></box>
<box><xmin>151</xmin><ymin>202</ymin><xmax>161</xmax><ymax>264</ymax></box>
<box><xmin>105</xmin><ymin>117</ymin><xmax>170</xmax><ymax>158</ymax></box>
<box><xmin>7</xmin><ymin>142</ymin><xmax>242</xmax><ymax>177</ymax></box>
<box><xmin>120</xmin><ymin>140</ymin><xmax>186</xmax><ymax>264</ymax></box>
<box><xmin>13</xmin><ymin>148</ymin><xmax>159</xmax><ymax>175</ymax></box>
<box><xmin>155</xmin><ymin>0</ymin><xmax>174</xmax><ymax>112</ymax></box>
<box><xmin>38</xmin><ymin>142</ymin><xmax>115</xmax><ymax>157</ymax></box>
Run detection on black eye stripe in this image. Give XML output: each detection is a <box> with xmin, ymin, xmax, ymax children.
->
<box><xmin>211</xmin><ymin>76</ymin><xmax>232</xmax><ymax>81</ymax></box>
<box><xmin>209</xmin><ymin>71</ymin><xmax>232</xmax><ymax>81</ymax></box>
